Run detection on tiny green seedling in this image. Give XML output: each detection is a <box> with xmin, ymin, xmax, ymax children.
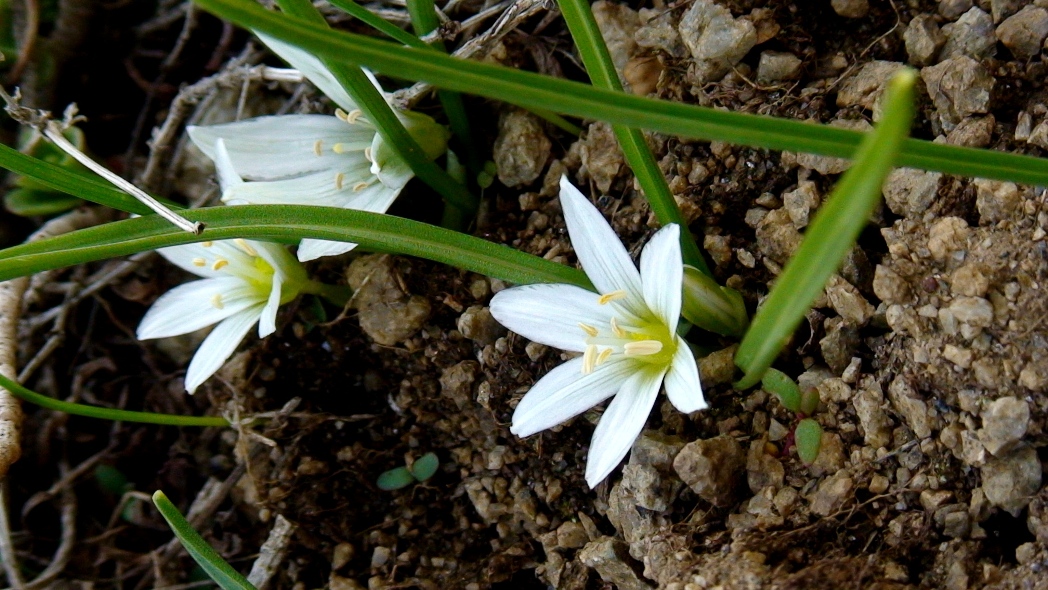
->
<box><xmin>377</xmin><ymin>452</ymin><xmax>439</xmax><ymax>491</ymax></box>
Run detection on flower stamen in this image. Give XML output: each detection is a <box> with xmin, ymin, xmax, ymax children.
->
<box><xmin>579</xmin><ymin>323</ymin><xmax>599</xmax><ymax>337</ymax></box>
<box><xmin>313</xmin><ymin>139</ymin><xmax>323</xmax><ymax>156</ymax></box>
<box><xmin>335</xmin><ymin>172</ymin><xmax>346</xmax><ymax>190</ymax></box>
<box><xmin>364</xmin><ymin>146</ymin><xmax>373</xmax><ymax>162</ymax></box>
<box><xmin>595</xmin><ymin>348</ymin><xmax>613</xmax><ymax>366</ymax></box>
<box><xmin>582</xmin><ymin>344</ymin><xmax>598</xmax><ymax>375</ymax></box>
<box><xmin>335</xmin><ymin>108</ymin><xmax>349</xmax><ymax>122</ymax></box>
<box><xmin>192</xmin><ymin>257</ymin><xmax>206</xmax><ymax>267</ymax></box>
<box><xmin>234</xmin><ymin>239</ymin><xmax>258</xmax><ymax>257</ymax></box>
<box><xmin>211</xmin><ymin>258</ymin><xmax>229</xmax><ymax>271</ymax></box>
<box><xmin>332</xmin><ymin>143</ymin><xmax>349</xmax><ymax>154</ymax></box>
<box><xmin>202</xmin><ymin>241</ymin><xmax>213</xmax><ymax>248</ymax></box>
<box><xmin>610</xmin><ymin>317</ymin><xmax>627</xmax><ymax>338</ymax></box>
<box><xmin>346</xmin><ymin>109</ymin><xmax>363</xmax><ymax>123</ymax></box>
<box><xmin>598</xmin><ymin>290</ymin><xmax>626</xmax><ymax>305</ymax></box>
<box><xmin>352</xmin><ymin>181</ymin><xmax>369</xmax><ymax>192</ymax></box>
<box><xmin>623</xmin><ymin>340</ymin><xmax>663</xmax><ymax>357</ymax></box>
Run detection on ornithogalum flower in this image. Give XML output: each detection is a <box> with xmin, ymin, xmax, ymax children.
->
<box><xmin>137</xmin><ymin>239</ymin><xmax>312</xmax><ymax>394</ymax></box>
<box><xmin>490</xmin><ymin>177</ymin><xmax>707</xmax><ymax>488</ymax></box>
<box><xmin>187</xmin><ymin>34</ymin><xmax>449</xmax><ymax>262</ymax></box>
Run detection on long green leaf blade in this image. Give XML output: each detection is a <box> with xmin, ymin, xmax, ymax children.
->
<box><xmin>0</xmin><ymin>205</ymin><xmax>590</xmax><ymax>288</ymax></box>
<box><xmin>734</xmin><ymin>70</ymin><xmax>918</xmax><ymax>388</ymax></box>
<box><xmin>152</xmin><ymin>491</ymin><xmax>257</xmax><ymax>590</ymax></box>
<box><xmin>191</xmin><ymin>0</ymin><xmax>1048</xmax><ymax>185</ymax></box>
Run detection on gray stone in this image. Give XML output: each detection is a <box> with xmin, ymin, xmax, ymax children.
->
<box><xmin>440</xmin><ymin>361</ymin><xmax>479</xmax><ymax>410</ymax></box>
<box><xmin>634</xmin><ymin>9</ymin><xmax>686</xmax><ymax>57</ymax></box>
<box><xmin>795</xmin><ymin>118</ymin><xmax>873</xmax><ymax>174</ymax></box>
<box><xmin>927</xmin><ymin>216</ymin><xmax>970</xmax><ymax>261</ymax></box>
<box><xmin>456</xmin><ymin>306</ymin><xmax>505</xmax><ymax>347</ymax></box>
<box><xmin>358</xmin><ymin>296</ymin><xmax>430</xmax><ymax>346</ymax></box>
<box><xmin>981</xmin><ymin>446</ymin><xmax>1042</xmax><ymax>515</ymax></box>
<box><xmin>756</xmin><ymin>51</ymin><xmax>802</xmax><ymax>83</ymax></box>
<box><xmin>888</xmin><ymin>376</ymin><xmax>937</xmax><ymax>439</ymax></box>
<box><xmin>755</xmin><ymin>207</ymin><xmax>802</xmax><ymax>264</ymax></box>
<box><xmin>946</xmin><ymin>115</ymin><xmax>995</xmax><ymax>147</ymax></box>
<box><xmin>820</xmin><ymin>317</ymin><xmax>859</xmax><ymax>374</ymax></box>
<box><xmin>940</xmin><ymin>7</ymin><xmax>997</xmax><ymax>59</ymax></box>
<box><xmin>832</xmin><ymin>0</ymin><xmax>869</xmax><ymax>18</ymax></box>
<box><xmin>882</xmin><ymin>167</ymin><xmax>942</xmax><ymax>216</ymax></box>
<box><xmin>809</xmin><ymin>471</ymin><xmax>855</xmax><ymax>516</ymax></box>
<box><xmin>592</xmin><ymin>1</ymin><xmax>641</xmax><ymax>76</ymax></box>
<box><xmin>873</xmin><ymin>264</ymin><xmax>913</xmax><ymax>305</ymax></box>
<box><xmin>939</xmin><ymin>0</ymin><xmax>973</xmax><ymax>20</ymax></box>
<box><xmin>836</xmin><ymin>61</ymin><xmax>906</xmax><ymax>118</ymax></box>
<box><xmin>922</xmin><ymin>56</ymin><xmax>995</xmax><ymax>131</ymax></box>
<box><xmin>578</xmin><ymin>537</ymin><xmax>652</xmax><ymax>590</ymax></box>
<box><xmin>991</xmin><ymin>0</ymin><xmax>1024</xmax><ymax>22</ymax></box>
<box><xmin>974</xmin><ymin>179</ymin><xmax>1021</xmax><ymax>224</ymax></box>
<box><xmin>996</xmin><ymin>6</ymin><xmax>1048</xmax><ymax>59</ymax></box>
<box><xmin>698</xmin><ymin>345</ymin><xmax>738</xmax><ymax>386</ymax></box>
<box><xmin>905</xmin><ymin>15</ymin><xmax>946</xmax><ymax>66</ymax></box>
<box><xmin>493</xmin><ymin>109</ymin><xmax>550</xmax><ymax>187</ymax></box>
<box><xmin>577</xmin><ymin>122</ymin><xmax>625</xmax><ymax>193</ymax></box>
<box><xmin>678</xmin><ymin>0</ymin><xmax>756</xmax><ymax>83</ymax></box>
<box><xmin>782</xmin><ymin>180</ymin><xmax>819</xmax><ymax>228</ymax></box>
<box><xmin>949</xmin><ymin>296</ymin><xmax>993</xmax><ymax>328</ymax></box>
<box><xmin>622</xmin><ymin>432</ymin><xmax>685</xmax><ymax>511</ymax></box>
<box><xmin>978</xmin><ymin>397</ymin><xmax>1030</xmax><ymax>457</ymax></box>
<box><xmin>825</xmin><ymin>275</ymin><xmax>875</xmax><ymax>326</ymax></box>
<box><xmin>673</xmin><ymin>434</ymin><xmax>744</xmax><ymax>507</ymax></box>
<box><xmin>555</xmin><ymin>521</ymin><xmax>589</xmax><ymax>549</ymax></box>
<box><xmin>747</xmin><ymin>437</ymin><xmax>784</xmax><ymax>493</ymax></box>
<box><xmin>1029</xmin><ymin>119</ymin><xmax>1048</xmax><ymax>150</ymax></box>
<box><xmin>949</xmin><ymin>263</ymin><xmax>990</xmax><ymax>297</ymax></box>
<box><xmin>854</xmin><ymin>384</ymin><xmax>893</xmax><ymax>448</ymax></box>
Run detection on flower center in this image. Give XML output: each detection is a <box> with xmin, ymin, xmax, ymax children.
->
<box><xmin>578</xmin><ymin>291</ymin><xmax>677</xmax><ymax>375</ymax></box>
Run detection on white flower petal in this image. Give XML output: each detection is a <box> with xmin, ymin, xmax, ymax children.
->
<box><xmin>221</xmin><ymin>166</ymin><xmax>372</xmax><ymax>208</ymax></box>
<box><xmin>156</xmin><ymin>241</ymin><xmax>258</xmax><ymax>280</ymax></box>
<box><xmin>584</xmin><ymin>367</ymin><xmax>665</xmax><ymax>487</ymax></box>
<box><xmin>297</xmin><ymin>239</ymin><xmax>358</xmax><ymax>262</ymax></box>
<box><xmin>558</xmin><ymin>177</ymin><xmax>644</xmax><ymax>306</ymax></box>
<box><xmin>213</xmin><ymin>139</ymin><xmax>244</xmax><ymax>191</ymax></box>
<box><xmin>664</xmin><ymin>338</ymin><xmax>706</xmax><ymax>413</ymax></box>
<box><xmin>252</xmin><ymin>240</ymin><xmax>306</xmax><ymax>284</ymax></box>
<box><xmin>188</xmin><ymin>115</ymin><xmax>373</xmax><ymax>180</ymax></box>
<box><xmin>257</xmin><ymin>33</ymin><xmax>363</xmax><ymax>114</ymax></box>
<box><xmin>373</xmin><ymin>150</ymin><xmax>415</xmax><ymax>192</ymax></box>
<box><xmin>512</xmin><ymin>357</ymin><xmax>635</xmax><ymax>437</ymax></box>
<box><xmin>184</xmin><ymin>307</ymin><xmax>263</xmax><ymax>393</ymax></box>
<box><xmin>639</xmin><ymin>224</ymin><xmax>683</xmax><ymax>328</ymax></box>
<box><xmin>490</xmin><ymin>284</ymin><xmax>615</xmax><ymax>352</ymax></box>
<box><xmin>258</xmin><ymin>273</ymin><xmax>284</xmax><ymax>338</ymax></box>
<box><xmin>137</xmin><ymin>278</ymin><xmax>260</xmax><ymax>340</ymax></box>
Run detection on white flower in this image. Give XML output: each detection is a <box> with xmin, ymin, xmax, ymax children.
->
<box><xmin>137</xmin><ymin>238</ymin><xmax>309</xmax><ymax>393</ymax></box>
<box><xmin>490</xmin><ymin>177</ymin><xmax>706</xmax><ymax>488</ymax></box>
<box><xmin>187</xmin><ymin>34</ymin><xmax>449</xmax><ymax>262</ymax></box>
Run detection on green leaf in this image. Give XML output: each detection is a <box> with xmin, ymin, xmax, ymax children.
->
<box><xmin>409</xmin><ymin>452</ymin><xmax>439</xmax><ymax>481</ymax></box>
<box><xmin>761</xmin><ymin>368</ymin><xmax>801</xmax><ymax>413</ymax></box>
<box><xmin>0</xmin><ymin>373</ymin><xmax>230</xmax><ymax>426</ymax></box>
<box><xmin>794</xmin><ymin>419</ymin><xmax>823</xmax><ymax>465</ymax></box>
<box><xmin>0</xmin><ymin>205</ymin><xmax>590</xmax><ymax>289</ymax></box>
<box><xmin>5</xmin><ymin>188</ymin><xmax>83</xmax><ymax>216</ymax></box>
<box><xmin>377</xmin><ymin>466</ymin><xmax>415</xmax><ymax>491</ymax></box>
<box><xmin>152</xmin><ymin>491</ymin><xmax>258</xmax><ymax>590</ymax></box>
<box><xmin>191</xmin><ymin>0</ymin><xmax>1048</xmax><ymax>186</ymax></box>
<box><xmin>734</xmin><ymin>70</ymin><xmax>918</xmax><ymax>389</ymax></box>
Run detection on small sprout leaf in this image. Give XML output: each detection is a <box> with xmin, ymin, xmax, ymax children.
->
<box><xmin>795</xmin><ymin>419</ymin><xmax>823</xmax><ymax>465</ymax></box>
<box><xmin>799</xmin><ymin>387</ymin><xmax>821</xmax><ymax>416</ymax></box>
<box><xmin>409</xmin><ymin>452</ymin><xmax>439</xmax><ymax>482</ymax></box>
<box><xmin>762</xmin><ymin>368</ymin><xmax>801</xmax><ymax>413</ymax></box>
<box><xmin>377</xmin><ymin>466</ymin><xmax>415</xmax><ymax>491</ymax></box>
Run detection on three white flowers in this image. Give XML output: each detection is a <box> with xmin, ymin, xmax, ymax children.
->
<box><xmin>491</xmin><ymin>177</ymin><xmax>707</xmax><ymax>488</ymax></box>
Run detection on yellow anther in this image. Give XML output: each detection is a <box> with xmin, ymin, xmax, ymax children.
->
<box><xmin>610</xmin><ymin>317</ymin><xmax>627</xmax><ymax>338</ymax></box>
<box><xmin>596</xmin><ymin>348</ymin><xmax>613</xmax><ymax>366</ymax></box>
<box><xmin>313</xmin><ymin>139</ymin><xmax>323</xmax><ymax>156</ymax></box>
<box><xmin>332</xmin><ymin>143</ymin><xmax>348</xmax><ymax>154</ymax></box>
<box><xmin>191</xmin><ymin>257</ymin><xmax>207</xmax><ymax>267</ymax></box>
<box><xmin>578</xmin><ymin>323</ymin><xmax>598</xmax><ymax>337</ymax></box>
<box><xmin>346</xmin><ymin>109</ymin><xmax>363</xmax><ymax>123</ymax></box>
<box><xmin>364</xmin><ymin>146</ymin><xmax>373</xmax><ymax>162</ymax></box>
<box><xmin>335</xmin><ymin>172</ymin><xmax>346</xmax><ymax>190</ymax></box>
<box><xmin>202</xmin><ymin>241</ymin><xmax>213</xmax><ymax>247</ymax></box>
<box><xmin>623</xmin><ymin>340</ymin><xmax>663</xmax><ymax>357</ymax></box>
<box><xmin>211</xmin><ymin>293</ymin><xmax>224</xmax><ymax>309</ymax></box>
<box><xmin>335</xmin><ymin>108</ymin><xmax>349</xmax><ymax>122</ymax></box>
<box><xmin>212</xmin><ymin>258</ymin><xmax>229</xmax><ymax>271</ymax></box>
<box><xmin>352</xmin><ymin>181</ymin><xmax>369</xmax><ymax>192</ymax></box>
<box><xmin>582</xmin><ymin>344</ymin><xmax>598</xmax><ymax>375</ymax></box>
<box><xmin>233</xmin><ymin>238</ymin><xmax>258</xmax><ymax>257</ymax></box>
<box><xmin>598</xmin><ymin>290</ymin><xmax>627</xmax><ymax>305</ymax></box>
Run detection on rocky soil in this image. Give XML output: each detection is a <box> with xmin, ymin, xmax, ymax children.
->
<box><xmin>8</xmin><ymin>0</ymin><xmax>1048</xmax><ymax>589</ymax></box>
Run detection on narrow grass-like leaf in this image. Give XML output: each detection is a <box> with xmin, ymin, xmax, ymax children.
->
<box><xmin>0</xmin><ymin>205</ymin><xmax>591</xmax><ymax>288</ymax></box>
<box><xmin>0</xmin><ymin>143</ymin><xmax>178</xmax><ymax>215</ymax></box>
<box><xmin>0</xmin><ymin>373</ymin><xmax>229</xmax><ymax>426</ymax></box>
<box><xmin>152</xmin><ymin>491</ymin><xmax>258</xmax><ymax>590</ymax></box>
<box><xmin>556</xmin><ymin>0</ymin><xmax>709</xmax><ymax>274</ymax></box>
<box><xmin>734</xmin><ymin>71</ymin><xmax>918</xmax><ymax>389</ymax></box>
<box><xmin>327</xmin><ymin>0</ymin><xmax>426</xmax><ymax>48</ymax></box>
<box><xmin>192</xmin><ymin>0</ymin><xmax>1048</xmax><ymax>186</ymax></box>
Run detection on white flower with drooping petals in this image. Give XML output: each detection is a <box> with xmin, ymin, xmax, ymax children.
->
<box><xmin>490</xmin><ymin>177</ymin><xmax>707</xmax><ymax>488</ymax></box>
<box><xmin>187</xmin><ymin>34</ymin><xmax>449</xmax><ymax>262</ymax></box>
<box><xmin>137</xmin><ymin>238</ymin><xmax>309</xmax><ymax>393</ymax></box>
